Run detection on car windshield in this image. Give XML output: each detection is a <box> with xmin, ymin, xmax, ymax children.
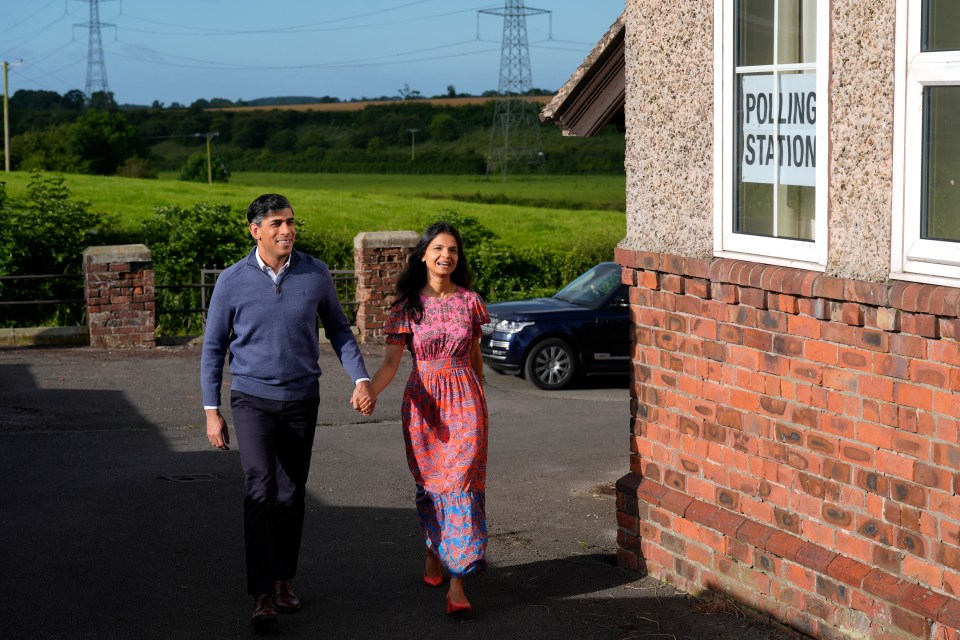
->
<box><xmin>553</xmin><ymin>264</ymin><xmax>622</xmax><ymax>306</ymax></box>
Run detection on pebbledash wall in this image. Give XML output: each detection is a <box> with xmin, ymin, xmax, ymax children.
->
<box><xmin>615</xmin><ymin>2</ymin><xmax>960</xmax><ymax>640</ymax></box>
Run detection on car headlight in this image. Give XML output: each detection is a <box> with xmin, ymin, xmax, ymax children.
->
<box><xmin>491</xmin><ymin>319</ymin><xmax>534</xmax><ymax>334</ymax></box>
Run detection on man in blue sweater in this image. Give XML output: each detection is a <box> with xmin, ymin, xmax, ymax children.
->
<box><xmin>201</xmin><ymin>193</ymin><xmax>374</xmax><ymax>626</ymax></box>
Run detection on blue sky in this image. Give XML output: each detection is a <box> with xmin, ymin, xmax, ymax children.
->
<box><xmin>1</xmin><ymin>0</ymin><xmax>622</xmax><ymax>106</ymax></box>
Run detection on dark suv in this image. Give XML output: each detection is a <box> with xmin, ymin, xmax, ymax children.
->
<box><xmin>480</xmin><ymin>262</ymin><xmax>631</xmax><ymax>389</ymax></box>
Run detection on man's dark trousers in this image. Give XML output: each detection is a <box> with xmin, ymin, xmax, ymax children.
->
<box><xmin>231</xmin><ymin>391</ymin><xmax>321</xmax><ymax>596</ymax></box>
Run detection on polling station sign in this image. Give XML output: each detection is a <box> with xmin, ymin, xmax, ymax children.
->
<box><xmin>741</xmin><ymin>73</ymin><xmax>816</xmax><ymax>187</ymax></box>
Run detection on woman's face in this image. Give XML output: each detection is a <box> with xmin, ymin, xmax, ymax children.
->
<box><xmin>422</xmin><ymin>232</ymin><xmax>459</xmax><ymax>279</ymax></box>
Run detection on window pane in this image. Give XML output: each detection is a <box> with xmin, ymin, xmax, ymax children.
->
<box><xmin>738</xmin><ymin>0</ymin><xmax>774</xmax><ymax>66</ymax></box>
<box><xmin>777</xmin><ymin>0</ymin><xmax>817</xmax><ymax>64</ymax></box>
<box><xmin>735</xmin><ymin>70</ymin><xmax>817</xmax><ymax>241</ymax></box>
<box><xmin>923</xmin><ymin>86</ymin><xmax>960</xmax><ymax>243</ymax></box>
<box><xmin>924</xmin><ymin>0</ymin><xmax>960</xmax><ymax>52</ymax></box>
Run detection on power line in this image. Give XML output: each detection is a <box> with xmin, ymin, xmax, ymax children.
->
<box><xmin>112</xmin><ymin>37</ymin><xmax>496</xmax><ymax>72</ymax></box>
<box><xmin>0</xmin><ymin>0</ymin><xmax>61</xmax><ymax>37</ymax></box>
<box><xmin>117</xmin><ymin>0</ymin><xmax>458</xmax><ymax>36</ymax></box>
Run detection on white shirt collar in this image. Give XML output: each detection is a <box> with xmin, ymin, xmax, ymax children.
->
<box><xmin>254</xmin><ymin>249</ymin><xmax>291</xmax><ymax>282</ymax></box>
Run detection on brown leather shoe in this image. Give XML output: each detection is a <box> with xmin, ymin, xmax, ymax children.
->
<box><xmin>272</xmin><ymin>579</ymin><xmax>301</xmax><ymax>613</ymax></box>
<box><xmin>250</xmin><ymin>594</ymin><xmax>279</xmax><ymax>626</ymax></box>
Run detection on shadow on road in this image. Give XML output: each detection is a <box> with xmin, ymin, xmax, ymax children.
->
<box><xmin>0</xmin><ymin>348</ymin><xmax>791</xmax><ymax>640</ymax></box>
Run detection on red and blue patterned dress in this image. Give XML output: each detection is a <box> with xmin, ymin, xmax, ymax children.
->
<box><xmin>385</xmin><ymin>288</ymin><xmax>490</xmax><ymax>577</ymax></box>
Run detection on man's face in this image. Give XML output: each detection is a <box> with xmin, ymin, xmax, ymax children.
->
<box><xmin>250</xmin><ymin>208</ymin><xmax>296</xmax><ymax>265</ymax></box>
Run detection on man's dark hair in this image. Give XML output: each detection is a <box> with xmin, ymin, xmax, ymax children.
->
<box><xmin>247</xmin><ymin>194</ymin><xmax>293</xmax><ymax>225</ymax></box>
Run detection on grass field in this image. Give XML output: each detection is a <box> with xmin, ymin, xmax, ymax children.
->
<box><xmin>2</xmin><ymin>171</ymin><xmax>626</xmax><ymax>250</ymax></box>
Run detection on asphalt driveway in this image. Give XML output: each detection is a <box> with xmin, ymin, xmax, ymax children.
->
<box><xmin>0</xmin><ymin>343</ymin><xmax>796</xmax><ymax>640</ymax></box>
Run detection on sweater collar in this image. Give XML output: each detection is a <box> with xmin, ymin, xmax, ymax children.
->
<box><xmin>246</xmin><ymin>246</ymin><xmax>300</xmax><ymax>272</ymax></box>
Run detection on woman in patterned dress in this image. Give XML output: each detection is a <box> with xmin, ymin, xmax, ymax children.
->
<box><xmin>368</xmin><ymin>222</ymin><xmax>489</xmax><ymax>614</ymax></box>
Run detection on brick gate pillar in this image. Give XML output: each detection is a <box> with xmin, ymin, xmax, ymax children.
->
<box><xmin>353</xmin><ymin>231</ymin><xmax>419</xmax><ymax>344</ymax></box>
<box><xmin>83</xmin><ymin>244</ymin><xmax>156</xmax><ymax>348</ymax></box>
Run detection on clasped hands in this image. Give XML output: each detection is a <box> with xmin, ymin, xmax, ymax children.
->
<box><xmin>350</xmin><ymin>380</ymin><xmax>376</xmax><ymax>416</ymax></box>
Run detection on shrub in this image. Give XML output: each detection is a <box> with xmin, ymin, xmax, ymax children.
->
<box><xmin>179</xmin><ymin>152</ymin><xmax>230</xmax><ymax>183</ymax></box>
<box><xmin>142</xmin><ymin>202</ymin><xmax>251</xmax><ymax>334</ymax></box>
<box><xmin>0</xmin><ymin>174</ymin><xmax>114</xmax><ymax>327</ymax></box>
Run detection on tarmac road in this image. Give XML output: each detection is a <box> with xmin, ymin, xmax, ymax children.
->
<box><xmin>0</xmin><ymin>343</ymin><xmax>797</xmax><ymax>640</ymax></box>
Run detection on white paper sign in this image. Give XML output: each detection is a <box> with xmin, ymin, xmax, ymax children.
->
<box><xmin>741</xmin><ymin>74</ymin><xmax>817</xmax><ymax>187</ymax></box>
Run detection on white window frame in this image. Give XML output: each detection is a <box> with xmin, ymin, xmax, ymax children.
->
<box><xmin>891</xmin><ymin>0</ymin><xmax>960</xmax><ymax>286</ymax></box>
<box><xmin>714</xmin><ymin>1</ymin><xmax>830</xmax><ymax>270</ymax></box>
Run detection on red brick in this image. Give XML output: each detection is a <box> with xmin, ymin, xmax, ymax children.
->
<box><xmin>940</xmin><ymin>598</ymin><xmax>960</xmax><ymax>629</ymax></box>
<box><xmin>900</xmin><ymin>583</ymin><xmax>949</xmax><ymax>620</ymax></box>
<box><xmin>842</xmin><ymin>302</ymin><xmax>865</xmax><ymax>326</ymax></box>
<box><xmin>710</xmin><ymin>509</ymin><xmax>747</xmax><ymax>537</ymax></box>
<box><xmin>798</xmin><ymin>297</ymin><xmax>830</xmax><ymax>319</ymax></box>
<box><xmin>661</xmin><ymin>274</ymin><xmax>685</xmax><ymax>294</ymax></box>
<box><xmin>636</xmin><ymin>480</ymin><xmax>668</xmax><ymax>506</ymax></box>
<box><xmin>827</xmin><ymin>555</ymin><xmax>871</xmax><ymax>587</ymax></box>
<box><xmin>766</xmin><ymin>531</ymin><xmax>805</xmax><ymax>561</ymax></box>
<box><xmin>863</xmin><ymin>568</ymin><xmax>911</xmax><ymax>603</ymax></box>
<box><xmin>685</xmin><ymin>499</ymin><xmax>719</xmax><ymax>526</ymax></box>
<box><xmin>901</xmin><ymin>313</ymin><xmax>940</xmax><ymax>338</ymax></box>
<box><xmin>895</xmin><ymin>382</ymin><xmax>934</xmax><ymax>411</ymax></box>
<box><xmin>890</xmin><ymin>605</ymin><xmax>932</xmax><ymax>637</ymax></box>
<box><xmin>856</xmin><ymin>328</ymin><xmax>890</xmax><ymax>352</ymax></box>
<box><xmin>796</xmin><ymin>542</ymin><xmax>838</xmax><ymax>573</ymax></box>
<box><xmin>637</xmin><ymin>270</ymin><xmax>659</xmax><ymax>289</ymax></box>
<box><xmin>735</xmin><ymin>519</ymin><xmax>775</xmax><ymax>548</ymax></box>
<box><xmin>660</xmin><ymin>488</ymin><xmax>694</xmax><ymax>516</ymax></box>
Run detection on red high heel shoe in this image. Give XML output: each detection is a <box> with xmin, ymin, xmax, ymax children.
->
<box><xmin>424</xmin><ymin>549</ymin><xmax>443</xmax><ymax>587</ymax></box>
<box><xmin>446</xmin><ymin>594</ymin><xmax>472</xmax><ymax>615</ymax></box>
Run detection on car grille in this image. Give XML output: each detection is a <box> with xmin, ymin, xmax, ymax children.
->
<box><xmin>481</xmin><ymin>318</ymin><xmax>497</xmax><ymax>335</ymax></box>
<box><xmin>488</xmin><ymin>340</ymin><xmax>511</xmax><ymax>350</ymax></box>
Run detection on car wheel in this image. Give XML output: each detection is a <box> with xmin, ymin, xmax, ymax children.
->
<box><xmin>525</xmin><ymin>339</ymin><xmax>577</xmax><ymax>390</ymax></box>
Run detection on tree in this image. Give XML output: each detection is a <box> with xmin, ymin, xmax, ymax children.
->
<box><xmin>62</xmin><ymin>90</ymin><xmax>86</xmax><ymax>111</ymax></box>
<box><xmin>11</xmin><ymin>124</ymin><xmax>84</xmax><ymax>172</ymax></box>
<box><xmin>398</xmin><ymin>84</ymin><xmax>422</xmax><ymax>100</ymax></box>
<box><xmin>429</xmin><ymin>113</ymin><xmax>460</xmax><ymax>142</ymax></box>
<box><xmin>87</xmin><ymin>91</ymin><xmax>118</xmax><ymax>111</ymax></box>
<box><xmin>178</xmin><ymin>151</ymin><xmax>229</xmax><ymax>183</ymax></box>
<box><xmin>68</xmin><ymin>109</ymin><xmax>144</xmax><ymax>175</ymax></box>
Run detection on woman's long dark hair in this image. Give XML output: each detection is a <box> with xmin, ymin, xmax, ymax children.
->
<box><xmin>394</xmin><ymin>222</ymin><xmax>474</xmax><ymax>323</ymax></box>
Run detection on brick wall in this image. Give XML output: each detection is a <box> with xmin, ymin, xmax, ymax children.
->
<box><xmin>615</xmin><ymin>247</ymin><xmax>960</xmax><ymax>640</ymax></box>
<box><xmin>353</xmin><ymin>231</ymin><xmax>419</xmax><ymax>344</ymax></box>
<box><xmin>83</xmin><ymin>245</ymin><xmax>156</xmax><ymax>348</ymax></box>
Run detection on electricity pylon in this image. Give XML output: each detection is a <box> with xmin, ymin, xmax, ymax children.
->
<box><xmin>74</xmin><ymin>0</ymin><xmax>117</xmax><ymax>98</ymax></box>
<box><xmin>480</xmin><ymin>0</ymin><xmax>550</xmax><ymax>180</ymax></box>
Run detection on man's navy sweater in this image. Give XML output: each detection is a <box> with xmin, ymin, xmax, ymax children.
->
<box><xmin>200</xmin><ymin>248</ymin><xmax>369</xmax><ymax>407</ymax></box>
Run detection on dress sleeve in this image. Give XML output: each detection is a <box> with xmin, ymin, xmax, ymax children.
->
<box><xmin>384</xmin><ymin>304</ymin><xmax>411</xmax><ymax>346</ymax></box>
<box><xmin>471</xmin><ymin>292</ymin><xmax>490</xmax><ymax>341</ymax></box>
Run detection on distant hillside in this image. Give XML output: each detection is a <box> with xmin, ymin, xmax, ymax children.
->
<box><xmin>243</xmin><ymin>96</ymin><xmax>343</xmax><ymax>106</ymax></box>
<box><xmin>211</xmin><ymin>95</ymin><xmax>552</xmax><ymax>113</ymax></box>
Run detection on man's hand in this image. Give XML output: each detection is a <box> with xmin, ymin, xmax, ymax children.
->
<box><xmin>206</xmin><ymin>409</ymin><xmax>230</xmax><ymax>450</ymax></box>
<box><xmin>350</xmin><ymin>380</ymin><xmax>376</xmax><ymax>416</ymax></box>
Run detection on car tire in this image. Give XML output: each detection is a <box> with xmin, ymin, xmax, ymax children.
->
<box><xmin>525</xmin><ymin>338</ymin><xmax>578</xmax><ymax>390</ymax></box>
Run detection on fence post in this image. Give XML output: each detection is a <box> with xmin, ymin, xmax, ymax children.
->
<box><xmin>353</xmin><ymin>231</ymin><xmax>419</xmax><ymax>344</ymax></box>
<box><xmin>83</xmin><ymin>244</ymin><xmax>156</xmax><ymax>348</ymax></box>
